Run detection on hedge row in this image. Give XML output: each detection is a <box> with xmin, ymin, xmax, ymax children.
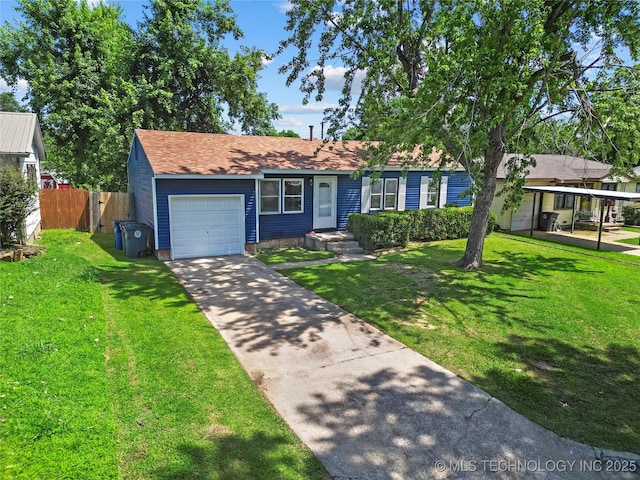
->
<box><xmin>623</xmin><ymin>204</ymin><xmax>640</xmax><ymax>226</ymax></box>
<box><xmin>347</xmin><ymin>206</ymin><xmax>497</xmax><ymax>251</ymax></box>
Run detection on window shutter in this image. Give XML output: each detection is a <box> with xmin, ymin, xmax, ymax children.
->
<box><xmin>398</xmin><ymin>177</ymin><xmax>407</xmax><ymax>211</ymax></box>
<box><xmin>438</xmin><ymin>176</ymin><xmax>449</xmax><ymax>208</ymax></box>
<box><xmin>419</xmin><ymin>176</ymin><xmax>430</xmax><ymax>209</ymax></box>
<box><xmin>361</xmin><ymin>176</ymin><xmax>371</xmax><ymax>213</ymax></box>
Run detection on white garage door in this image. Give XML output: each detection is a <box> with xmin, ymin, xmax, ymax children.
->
<box><xmin>169</xmin><ymin>195</ymin><xmax>245</xmax><ymax>259</ymax></box>
<box><xmin>511</xmin><ymin>192</ymin><xmax>538</xmax><ymax>231</ymax></box>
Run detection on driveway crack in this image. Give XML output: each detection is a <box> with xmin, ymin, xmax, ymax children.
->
<box><xmin>320</xmin><ymin>346</ymin><xmax>408</xmax><ymax>369</ymax></box>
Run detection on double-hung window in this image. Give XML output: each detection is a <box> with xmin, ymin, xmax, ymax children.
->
<box><xmin>426</xmin><ymin>178</ymin><xmax>439</xmax><ymax>207</ymax></box>
<box><xmin>259</xmin><ymin>178</ymin><xmax>304</xmax><ymax>214</ymax></box>
<box><xmin>384</xmin><ymin>178</ymin><xmax>398</xmax><ymax>210</ymax></box>
<box><xmin>283</xmin><ymin>179</ymin><xmax>303</xmax><ymax>213</ymax></box>
<box><xmin>370</xmin><ymin>180</ymin><xmax>383</xmax><ymax>210</ymax></box>
<box><xmin>259</xmin><ymin>179</ymin><xmax>281</xmax><ymax>214</ymax></box>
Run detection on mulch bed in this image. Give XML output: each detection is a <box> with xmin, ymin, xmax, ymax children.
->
<box><xmin>0</xmin><ymin>245</ymin><xmax>46</xmax><ymax>262</ymax></box>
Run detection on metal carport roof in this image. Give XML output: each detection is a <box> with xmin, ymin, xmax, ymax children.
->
<box><xmin>521</xmin><ymin>186</ymin><xmax>640</xmax><ymax>250</ymax></box>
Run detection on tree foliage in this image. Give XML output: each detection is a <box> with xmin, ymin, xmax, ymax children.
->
<box><xmin>0</xmin><ymin>166</ymin><xmax>37</xmax><ymax>247</ymax></box>
<box><xmin>279</xmin><ymin>0</ymin><xmax>640</xmax><ymax>269</ymax></box>
<box><xmin>133</xmin><ymin>0</ymin><xmax>278</xmax><ymax>134</ymax></box>
<box><xmin>0</xmin><ymin>0</ymin><xmax>279</xmax><ymax>191</ymax></box>
<box><xmin>0</xmin><ymin>92</ymin><xmax>26</xmax><ymax>112</ymax></box>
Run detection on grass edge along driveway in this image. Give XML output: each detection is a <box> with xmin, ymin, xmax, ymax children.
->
<box><xmin>282</xmin><ymin>233</ymin><xmax>640</xmax><ymax>454</ymax></box>
<box><xmin>0</xmin><ymin>230</ymin><xmax>328</xmax><ymax>480</ymax></box>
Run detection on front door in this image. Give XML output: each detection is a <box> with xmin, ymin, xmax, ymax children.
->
<box><xmin>313</xmin><ymin>176</ymin><xmax>337</xmax><ymax>229</ymax></box>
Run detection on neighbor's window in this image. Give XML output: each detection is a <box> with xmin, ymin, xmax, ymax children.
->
<box><xmin>370</xmin><ymin>179</ymin><xmax>383</xmax><ymax>210</ymax></box>
<box><xmin>554</xmin><ymin>194</ymin><xmax>575</xmax><ymax>209</ymax></box>
<box><xmin>259</xmin><ymin>179</ymin><xmax>280</xmax><ymax>214</ymax></box>
<box><xmin>283</xmin><ymin>179</ymin><xmax>303</xmax><ymax>213</ymax></box>
<box><xmin>384</xmin><ymin>178</ymin><xmax>398</xmax><ymax>210</ymax></box>
<box><xmin>26</xmin><ymin>164</ymin><xmax>37</xmax><ymax>188</ymax></box>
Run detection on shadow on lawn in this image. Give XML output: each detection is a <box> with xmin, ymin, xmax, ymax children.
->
<box><xmin>89</xmin><ymin>233</ymin><xmax>193</xmax><ymax>307</ymax></box>
<box><xmin>476</xmin><ymin>335</ymin><xmax>640</xmax><ymax>453</ymax></box>
<box><xmin>153</xmin><ymin>431</ymin><xmax>327</xmax><ymax>480</ymax></box>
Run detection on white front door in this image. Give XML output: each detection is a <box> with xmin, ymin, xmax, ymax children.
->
<box><xmin>313</xmin><ymin>176</ymin><xmax>337</xmax><ymax>229</ymax></box>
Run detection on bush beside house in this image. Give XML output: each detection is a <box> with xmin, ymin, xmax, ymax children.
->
<box><xmin>623</xmin><ymin>204</ymin><xmax>640</xmax><ymax>226</ymax></box>
<box><xmin>347</xmin><ymin>206</ymin><xmax>496</xmax><ymax>251</ymax></box>
<box><xmin>0</xmin><ymin>166</ymin><xmax>37</xmax><ymax>247</ymax></box>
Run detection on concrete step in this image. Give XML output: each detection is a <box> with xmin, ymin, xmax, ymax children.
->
<box><xmin>327</xmin><ymin>240</ymin><xmax>362</xmax><ymax>253</ymax></box>
<box><xmin>329</xmin><ymin>246</ymin><xmax>364</xmax><ymax>254</ymax></box>
<box><xmin>305</xmin><ymin>231</ymin><xmax>359</xmax><ymax>251</ymax></box>
<box><xmin>312</xmin><ymin>231</ymin><xmax>355</xmax><ymax>242</ymax></box>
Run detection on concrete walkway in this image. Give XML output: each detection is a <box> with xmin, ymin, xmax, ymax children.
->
<box><xmin>167</xmin><ymin>255</ymin><xmax>638</xmax><ymax>480</ymax></box>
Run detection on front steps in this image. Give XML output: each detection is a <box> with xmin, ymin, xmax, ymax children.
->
<box><xmin>304</xmin><ymin>231</ymin><xmax>364</xmax><ymax>254</ymax></box>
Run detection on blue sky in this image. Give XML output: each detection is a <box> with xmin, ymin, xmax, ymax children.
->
<box><xmin>0</xmin><ymin>0</ymin><xmax>343</xmax><ymax>138</ymax></box>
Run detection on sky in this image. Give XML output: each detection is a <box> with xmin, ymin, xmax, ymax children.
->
<box><xmin>0</xmin><ymin>0</ymin><xmax>344</xmax><ymax>138</ymax></box>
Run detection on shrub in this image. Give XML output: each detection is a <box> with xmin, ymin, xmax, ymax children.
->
<box><xmin>623</xmin><ymin>204</ymin><xmax>640</xmax><ymax>226</ymax></box>
<box><xmin>0</xmin><ymin>166</ymin><xmax>37</xmax><ymax>247</ymax></box>
<box><xmin>347</xmin><ymin>207</ymin><xmax>496</xmax><ymax>251</ymax></box>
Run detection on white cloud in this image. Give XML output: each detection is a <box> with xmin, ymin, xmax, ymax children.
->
<box><xmin>262</xmin><ymin>54</ymin><xmax>274</xmax><ymax>67</ymax></box>
<box><xmin>279</xmin><ymin>102</ymin><xmax>338</xmax><ymax>114</ymax></box>
<box><xmin>0</xmin><ymin>77</ymin><xmax>29</xmax><ymax>94</ymax></box>
<box><xmin>275</xmin><ymin>1</ymin><xmax>293</xmax><ymax>14</ymax></box>
<box><xmin>274</xmin><ymin>116</ymin><xmax>303</xmax><ymax>128</ymax></box>
<box><xmin>311</xmin><ymin>65</ymin><xmax>366</xmax><ymax>93</ymax></box>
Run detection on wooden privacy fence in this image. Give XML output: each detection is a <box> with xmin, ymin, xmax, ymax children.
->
<box><xmin>39</xmin><ymin>189</ymin><xmax>130</xmax><ymax>233</ymax></box>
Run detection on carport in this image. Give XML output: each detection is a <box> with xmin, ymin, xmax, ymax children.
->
<box><xmin>522</xmin><ymin>186</ymin><xmax>640</xmax><ymax>250</ymax></box>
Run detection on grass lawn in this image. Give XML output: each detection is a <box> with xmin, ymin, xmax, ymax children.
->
<box><xmin>0</xmin><ymin>230</ymin><xmax>328</xmax><ymax>479</ymax></box>
<box><xmin>255</xmin><ymin>247</ymin><xmax>336</xmax><ymax>265</ymax></box>
<box><xmin>282</xmin><ymin>233</ymin><xmax>640</xmax><ymax>454</ymax></box>
<box><xmin>616</xmin><ymin>227</ymin><xmax>640</xmax><ymax>246</ymax></box>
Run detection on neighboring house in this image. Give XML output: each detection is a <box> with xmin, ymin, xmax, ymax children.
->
<box><xmin>41</xmin><ymin>171</ymin><xmax>71</xmax><ymax>189</ymax></box>
<box><xmin>0</xmin><ymin>112</ymin><xmax>45</xmax><ymax>242</ymax></box>
<box><xmin>128</xmin><ymin>129</ymin><xmax>473</xmax><ymax>260</ymax></box>
<box><xmin>491</xmin><ymin>154</ymin><xmax>632</xmax><ymax>231</ymax></box>
<box><xmin>631</xmin><ymin>165</ymin><xmax>640</xmax><ymax>194</ymax></box>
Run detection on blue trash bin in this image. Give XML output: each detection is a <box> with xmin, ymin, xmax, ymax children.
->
<box><xmin>113</xmin><ymin>220</ymin><xmax>125</xmax><ymax>249</ymax></box>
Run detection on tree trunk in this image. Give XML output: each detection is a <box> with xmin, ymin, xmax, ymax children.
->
<box><xmin>455</xmin><ymin>127</ymin><xmax>506</xmax><ymax>270</ymax></box>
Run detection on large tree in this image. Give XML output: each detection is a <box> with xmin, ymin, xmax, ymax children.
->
<box><xmin>133</xmin><ymin>0</ymin><xmax>278</xmax><ymax>134</ymax></box>
<box><xmin>0</xmin><ymin>0</ymin><xmax>137</xmax><ymax>190</ymax></box>
<box><xmin>279</xmin><ymin>0</ymin><xmax>640</xmax><ymax>270</ymax></box>
<box><xmin>0</xmin><ymin>0</ymin><xmax>279</xmax><ymax>190</ymax></box>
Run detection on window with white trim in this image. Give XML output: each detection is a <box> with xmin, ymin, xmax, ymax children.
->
<box><xmin>370</xmin><ymin>179</ymin><xmax>383</xmax><ymax>210</ymax></box>
<box><xmin>259</xmin><ymin>179</ymin><xmax>281</xmax><ymax>214</ymax></box>
<box><xmin>384</xmin><ymin>178</ymin><xmax>398</xmax><ymax>210</ymax></box>
<box><xmin>283</xmin><ymin>179</ymin><xmax>303</xmax><ymax>213</ymax></box>
<box><xmin>426</xmin><ymin>178</ymin><xmax>439</xmax><ymax>207</ymax></box>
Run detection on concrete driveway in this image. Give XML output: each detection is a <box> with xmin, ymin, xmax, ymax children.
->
<box><xmin>167</xmin><ymin>255</ymin><xmax>638</xmax><ymax>480</ymax></box>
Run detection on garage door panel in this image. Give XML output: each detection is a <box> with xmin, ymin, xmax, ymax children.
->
<box><xmin>169</xmin><ymin>195</ymin><xmax>245</xmax><ymax>259</ymax></box>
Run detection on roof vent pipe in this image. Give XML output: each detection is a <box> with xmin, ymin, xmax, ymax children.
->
<box><xmin>309</xmin><ymin>125</ymin><xmax>314</xmax><ymax>141</ymax></box>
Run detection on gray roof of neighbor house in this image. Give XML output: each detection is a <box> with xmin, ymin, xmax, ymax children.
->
<box><xmin>496</xmin><ymin>154</ymin><xmax>612</xmax><ymax>182</ymax></box>
<box><xmin>134</xmin><ymin>129</ymin><xmax>457</xmax><ymax>176</ymax></box>
<box><xmin>0</xmin><ymin>112</ymin><xmax>46</xmax><ymax>161</ymax></box>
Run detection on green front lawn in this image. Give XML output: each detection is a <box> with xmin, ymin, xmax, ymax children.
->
<box><xmin>282</xmin><ymin>233</ymin><xmax>640</xmax><ymax>453</ymax></box>
<box><xmin>0</xmin><ymin>230</ymin><xmax>328</xmax><ymax>479</ymax></box>
<box><xmin>255</xmin><ymin>247</ymin><xmax>336</xmax><ymax>265</ymax></box>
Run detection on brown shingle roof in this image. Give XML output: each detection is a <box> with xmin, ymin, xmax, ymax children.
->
<box><xmin>135</xmin><ymin>129</ymin><xmax>445</xmax><ymax>175</ymax></box>
<box><xmin>497</xmin><ymin>154</ymin><xmax>612</xmax><ymax>182</ymax></box>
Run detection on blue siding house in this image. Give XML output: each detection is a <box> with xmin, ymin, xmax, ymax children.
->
<box><xmin>128</xmin><ymin>129</ymin><xmax>473</xmax><ymax>260</ymax></box>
